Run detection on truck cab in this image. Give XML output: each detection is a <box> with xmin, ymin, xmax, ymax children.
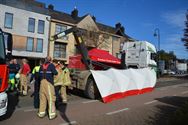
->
<box><xmin>0</xmin><ymin>28</ymin><xmax>12</xmax><ymax>116</ymax></box>
<box><xmin>121</xmin><ymin>41</ymin><xmax>157</xmax><ymax>69</ymax></box>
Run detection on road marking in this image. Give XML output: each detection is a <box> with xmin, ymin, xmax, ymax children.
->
<box><xmin>24</xmin><ymin>108</ymin><xmax>37</xmax><ymax>112</ymax></box>
<box><xmin>106</xmin><ymin>108</ymin><xmax>129</xmax><ymax>115</ymax></box>
<box><xmin>173</xmin><ymin>94</ymin><xmax>177</xmax><ymax>96</ymax></box>
<box><xmin>181</xmin><ymin>91</ymin><xmax>188</xmax><ymax>94</ymax></box>
<box><xmin>59</xmin><ymin>121</ymin><xmax>77</xmax><ymax>125</ymax></box>
<box><xmin>82</xmin><ymin>100</ymin><xmax>98</xmax><ymax>104</ymax></box>
<box><xmin>144</xmin><ymin>100</ymin><xmax>158</xmax><ymax>105</ymax></box>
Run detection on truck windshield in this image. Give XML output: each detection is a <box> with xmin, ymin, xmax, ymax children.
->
<box><xmin>151</xmin><ymin>53</ymin><xmax>157</xmax><ymax>61</ymax></box>
<box><xmin>0</xmin><ymin>32</ymin><xmax>6</xmax><ymax>64</ymax></box>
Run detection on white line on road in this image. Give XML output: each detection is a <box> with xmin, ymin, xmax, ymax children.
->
<box><xmin>173</xmin><ymin>94</ymin><xmax>177</xmax><ymax>96</ymax></box>
<box><xmin>82</xmin><ymin>100</ymin><xmax>98</xmax><ymax>104</ymax></box>
<box><xmin>24</xmin><ymin>108</ymin><xmax>37</xmax><ymax>112</ymax></box>
<box><xmin>144</xmin><ymin>100</ymin><xmax>158</xmax><ymax>105</ymax></box>
<box><xmin>181</xmin><ymin>91</ymin><xmax>188</xmax><ymax>94</ymax></box>
<box><xmin>59</xmin><ymin>121</ymin><xmax>77</xmax><ymax>125</ymax></box>
<box><xmin>106</xmin><ymin>108</ymin><xmax>129</xmax><ymax>115</ymax></box>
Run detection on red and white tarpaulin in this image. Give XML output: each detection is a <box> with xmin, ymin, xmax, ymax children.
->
<box><xmin>90</xmin><ymin>68</ymin><xmax>157</xmax><ymax>103</ymax></box>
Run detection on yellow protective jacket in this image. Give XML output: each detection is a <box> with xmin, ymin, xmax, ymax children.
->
<box><xmin>54</xmin><ymin>67</ymin><xmax>71</xmax><ymax>86</ymax></box>
<box><xmin>62</xmin><ymin>67</ymin><xmax>72</xmax><ymax>86</ymax></box>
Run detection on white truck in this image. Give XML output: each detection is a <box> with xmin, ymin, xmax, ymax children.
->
<box><xmin>120</xmin><ymin>41</ymin><xmax>157</xmax><ymax>69</ymax></box>
<box><xmin>176</xmin><ymin>63</ymin><xmax>187</xmax><ymax>74</ymax></box>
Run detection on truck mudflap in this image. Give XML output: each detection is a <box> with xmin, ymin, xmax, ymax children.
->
<box><xmin>90</xmin><ymin>68</ymin><xmax>156</xmax><ymax>103</ymax></box>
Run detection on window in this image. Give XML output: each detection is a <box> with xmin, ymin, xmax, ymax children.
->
<box><xmin>26</xmin><ymin>37</ymin><xmax>34</xmax><ymax>51</ymax></box>
<box><xmin>38</xmin><ymin>20</ymin><xmax>45</xmax><ymax>34</ymax></box>
<box><xmin>54</xmin><ymin>42</ymin><xmax>66</xmax><ymax>58</ymax></box>
<box><xmin>55</xmin><ymin>24</ymin><xmax>68</xmax><ymax>40</ymax></box>
<box><xmin>4</xmin><ymin>12</ymin><xmax>13</xmax><ymax>29</ymax></box>
<box><xmin>36</xmin><ymin>38</ymin><xmax>43</xmax><ymax>52</ymax></box>
<box><xmin>28</xmin><ymin>18</ymin><xmax>35</xmax><ymax>32</ymax></box>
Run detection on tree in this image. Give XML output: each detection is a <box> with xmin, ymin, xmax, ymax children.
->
<box><xmin>182</xmin><ymin>10</ymin><xmax>188</xmax><ymax>51</ymax></box>
<box><xmin>158</xmin><ymin>50</ymin><xmax>176</xmax><ymax>69</ymax></box>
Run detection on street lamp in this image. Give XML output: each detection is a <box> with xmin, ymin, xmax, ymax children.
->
<box><xmin>153</xmin><ymin>28</ymin><xmax>161</xmax><ymax>77</ymax></box>
<box><xmin>153</xmin><ymin>28</ymin><xmax>160</xmax><ymax>51</ymax></box>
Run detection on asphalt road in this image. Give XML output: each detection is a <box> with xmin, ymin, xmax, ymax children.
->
<box><xmin>0</xmin><ymin>76</ymin><xmax>188</xmax><ymax>125</ymax></box>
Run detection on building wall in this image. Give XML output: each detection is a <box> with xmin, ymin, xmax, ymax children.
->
<box><xmin>77</xmin><ymin>15</ymin><xmax>99</xmax><ymax>31</ymax></box>
<box><xmin>0</xmin><ymin>4</ymin><xmax>50</xmax><ymax>58</ymax></box>
<box><xmin>49</xmin><ymin>20</ymin><xmax>75</xmax><ymax>63</ymax></box>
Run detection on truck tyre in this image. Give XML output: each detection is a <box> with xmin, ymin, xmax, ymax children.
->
<box><xmin>84</xmin><ymin>77</ymin><xmax>100</xmax><ymax>99</ymax></box>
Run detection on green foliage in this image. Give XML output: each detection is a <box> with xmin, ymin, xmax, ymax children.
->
<box><xmin>182</xmin><ymin>10</ymin><xmax>188</xmax><ymax>50</ymax></box>
<box><xmin>158</xmin><ymin>50</ymin><xmax>176</xmax><ymax>61</ymax></box>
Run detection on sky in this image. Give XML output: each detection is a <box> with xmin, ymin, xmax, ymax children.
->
<box><xmin>38</xmin><ymin>0</ymin><xmax>188</xmax><ymax>59</ymax></box>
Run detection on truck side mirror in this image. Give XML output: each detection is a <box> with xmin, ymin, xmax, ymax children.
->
<box><xmin>6</xmin><ymin>33</ymin><xmax>13</xmax><ymax>52</ymax></box>
<box><xmin>4</xmin><ymin>33</ymin><xmax>13</xmax><ymax>60</ymax></box>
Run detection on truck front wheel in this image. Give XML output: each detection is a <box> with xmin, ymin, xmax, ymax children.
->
<box><xmin>84</xmin><ymin>77</ymin><xmax>100</xmax><ymax>99</ymax></box>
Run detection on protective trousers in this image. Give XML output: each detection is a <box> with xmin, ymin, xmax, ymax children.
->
<box><xmin>60</xmin><ymin>85</ymin><xmax>67</xmax><ymax>102</ymax></box>
<box><xmin>38</xmin><ymin>79</ymin><xmax>56</xmax><ymax>119</ymax></box>
<box><xmin>20</xmin><ymin>74</ymin><xmax>27</xmax><ymax>95</ymax></box>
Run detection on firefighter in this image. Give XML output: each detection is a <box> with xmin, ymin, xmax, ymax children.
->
<box><xmin>13</xmin><ymin>59</ymin><xmax>20</xmax><ymax>89</ymax></box>
<box><xmin>8</xmin><ymin>59</ymin><xmax>16</xmax><ymax>91</ymax></box>
<box><xmin>38</xmin><ymin>56</ymin><xmax>58</xmax><ymax>120</ymax></box>
<box><xmin>59</xmin><ymin>61</ymin><xmax>72</xmax><ymax>103</ymax></box>
<box><xmin>30</xmin><ymin>59</ymin><xmax>44</xmax><ymax>108</ymax></box>
<box><xmin>53</xmin><ymin>59</ymin><xmax>63</xmax><ymax>106</ymax></box>
<box><xmin>19</xmin><ymin>59</ymin><xmax>31</xmax><ymax>96</ymax></box>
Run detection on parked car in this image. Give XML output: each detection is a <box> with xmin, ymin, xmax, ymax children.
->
<box><xmin>167</xmin><ymin>70</ymin><xmax>176</xmax><ymax>75</ymax></box>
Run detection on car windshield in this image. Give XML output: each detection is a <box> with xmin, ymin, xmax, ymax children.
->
<box><xmin>0</xmin><ymin>32</ymin><xmax>6</xmax><ymax>64</ymax></box>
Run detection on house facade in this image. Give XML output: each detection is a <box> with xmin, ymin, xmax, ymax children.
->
<box><xmin>0</xmin><ymin>0</ymin><xmax>134</xmax><ymax>66</ymax></box>
<box><xmin>48</xmin><ymin>7</ymin><xmax>132</xmax><ymax>63</ymax></box>
<box><xmin>0</xmin><ymin>0</ymin><xmax>50</xmax><ymax>66</ymax></box>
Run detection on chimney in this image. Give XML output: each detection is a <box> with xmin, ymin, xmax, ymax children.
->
<box><xmin>115</xmin><ymin>22</ymin><xmax>121</xmax><ymax>29</ymax></box>
<box><xmin>48</xmin><ymin>4</ymin><xmax>54</xmax><ymax>10</ymax></box>
<box><xmin>92</xmin><ymin>16</ymin><xmax>96</xmax><ymax>22</ymax></box>
<box><xmin>120</xmin><ymin>26</ymin><xmax>125</xmax><ymax>33</ymax></box>
<box><xmin>71</xmin><ymin>7</ymin><xmax>78</xmax><ymax>19</ymax></box>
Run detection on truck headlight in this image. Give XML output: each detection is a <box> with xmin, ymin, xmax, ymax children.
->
<box><xmin>0</xmin><ymin>98</ymin><xmax>7</xmax><ymax>109</ymax></box>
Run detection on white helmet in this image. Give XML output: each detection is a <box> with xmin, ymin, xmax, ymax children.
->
<box><xmin>15</xmin><ymin>73</ymin><xmax>20</xmax><ymax>79</ymax></box>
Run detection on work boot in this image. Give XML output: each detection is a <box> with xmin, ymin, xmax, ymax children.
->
<box><xmin>62</xmin><ymin>99</ymin><xmax>67</xmax><ymax>103</ymax></box>
<box><xmin>23</xmin><ymin>91</ymin><xmax>27</xmax><ymax>96</ymax></box>
<box><xmin>37</xmin><ymin>112</ymin><xmax>46</xmax><ymax>118</ymax></box>
<box><xmin>49</xmin><ymin>113</ymin><xmax>57</xmax><ymax>120</ymax></box>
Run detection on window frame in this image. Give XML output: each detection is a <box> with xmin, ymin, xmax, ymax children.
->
<box><xmin>38</xmin><ymin>20</ymin><xmax>45</xmax><ymax>34</ymax></box>
<box><xmin>28</xmin><ymin>18</ymin><xmax>35</xmax><ymax>33</ymax></box>
<box><xmin>36</xmin><ymin>38</ymin><xmax>43</xmax><ymax>52</ymax></box>
<box><xmin>4</xmin><ymin>12</ymin><xmax>13</xmax><ymax>29</ymax></box>
<box><xmin>53</xmin><ymin>42</ymin><xmax>67</xmax><ymax>58</ymax></box>
<box><xmin>55</xmin><ymin>24</ymin><xmax>68</xmax><ymax>40</ymax></box>
<box><xmin>26</xmin><ymin>37</ymin><xmax>34</xmax><ymax>52</ymax></box>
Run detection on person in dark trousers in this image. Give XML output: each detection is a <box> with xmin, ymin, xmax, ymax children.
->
<box><xmin>53</xmin><ymin>59</ymin><xmax>62</xmax><ymax>106</ymax></box>
<box><xmin>8</xmin><ymin>59</ymin><xmax>17</xmax><ymax>91</ymax></box>
<box><xmin>38</xmin><ymin>56</ymin><xmax>58</xmax><ymax>120</ymax></box>
<box><xmin>13</xmin><ymin>59</ymin><xmax>20</xmax><ymax>89</ymax></box>
<box><xmin>30</xmin><ymin>59</ymin><xmax>44</xmax><ymax>108</ymax></box>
